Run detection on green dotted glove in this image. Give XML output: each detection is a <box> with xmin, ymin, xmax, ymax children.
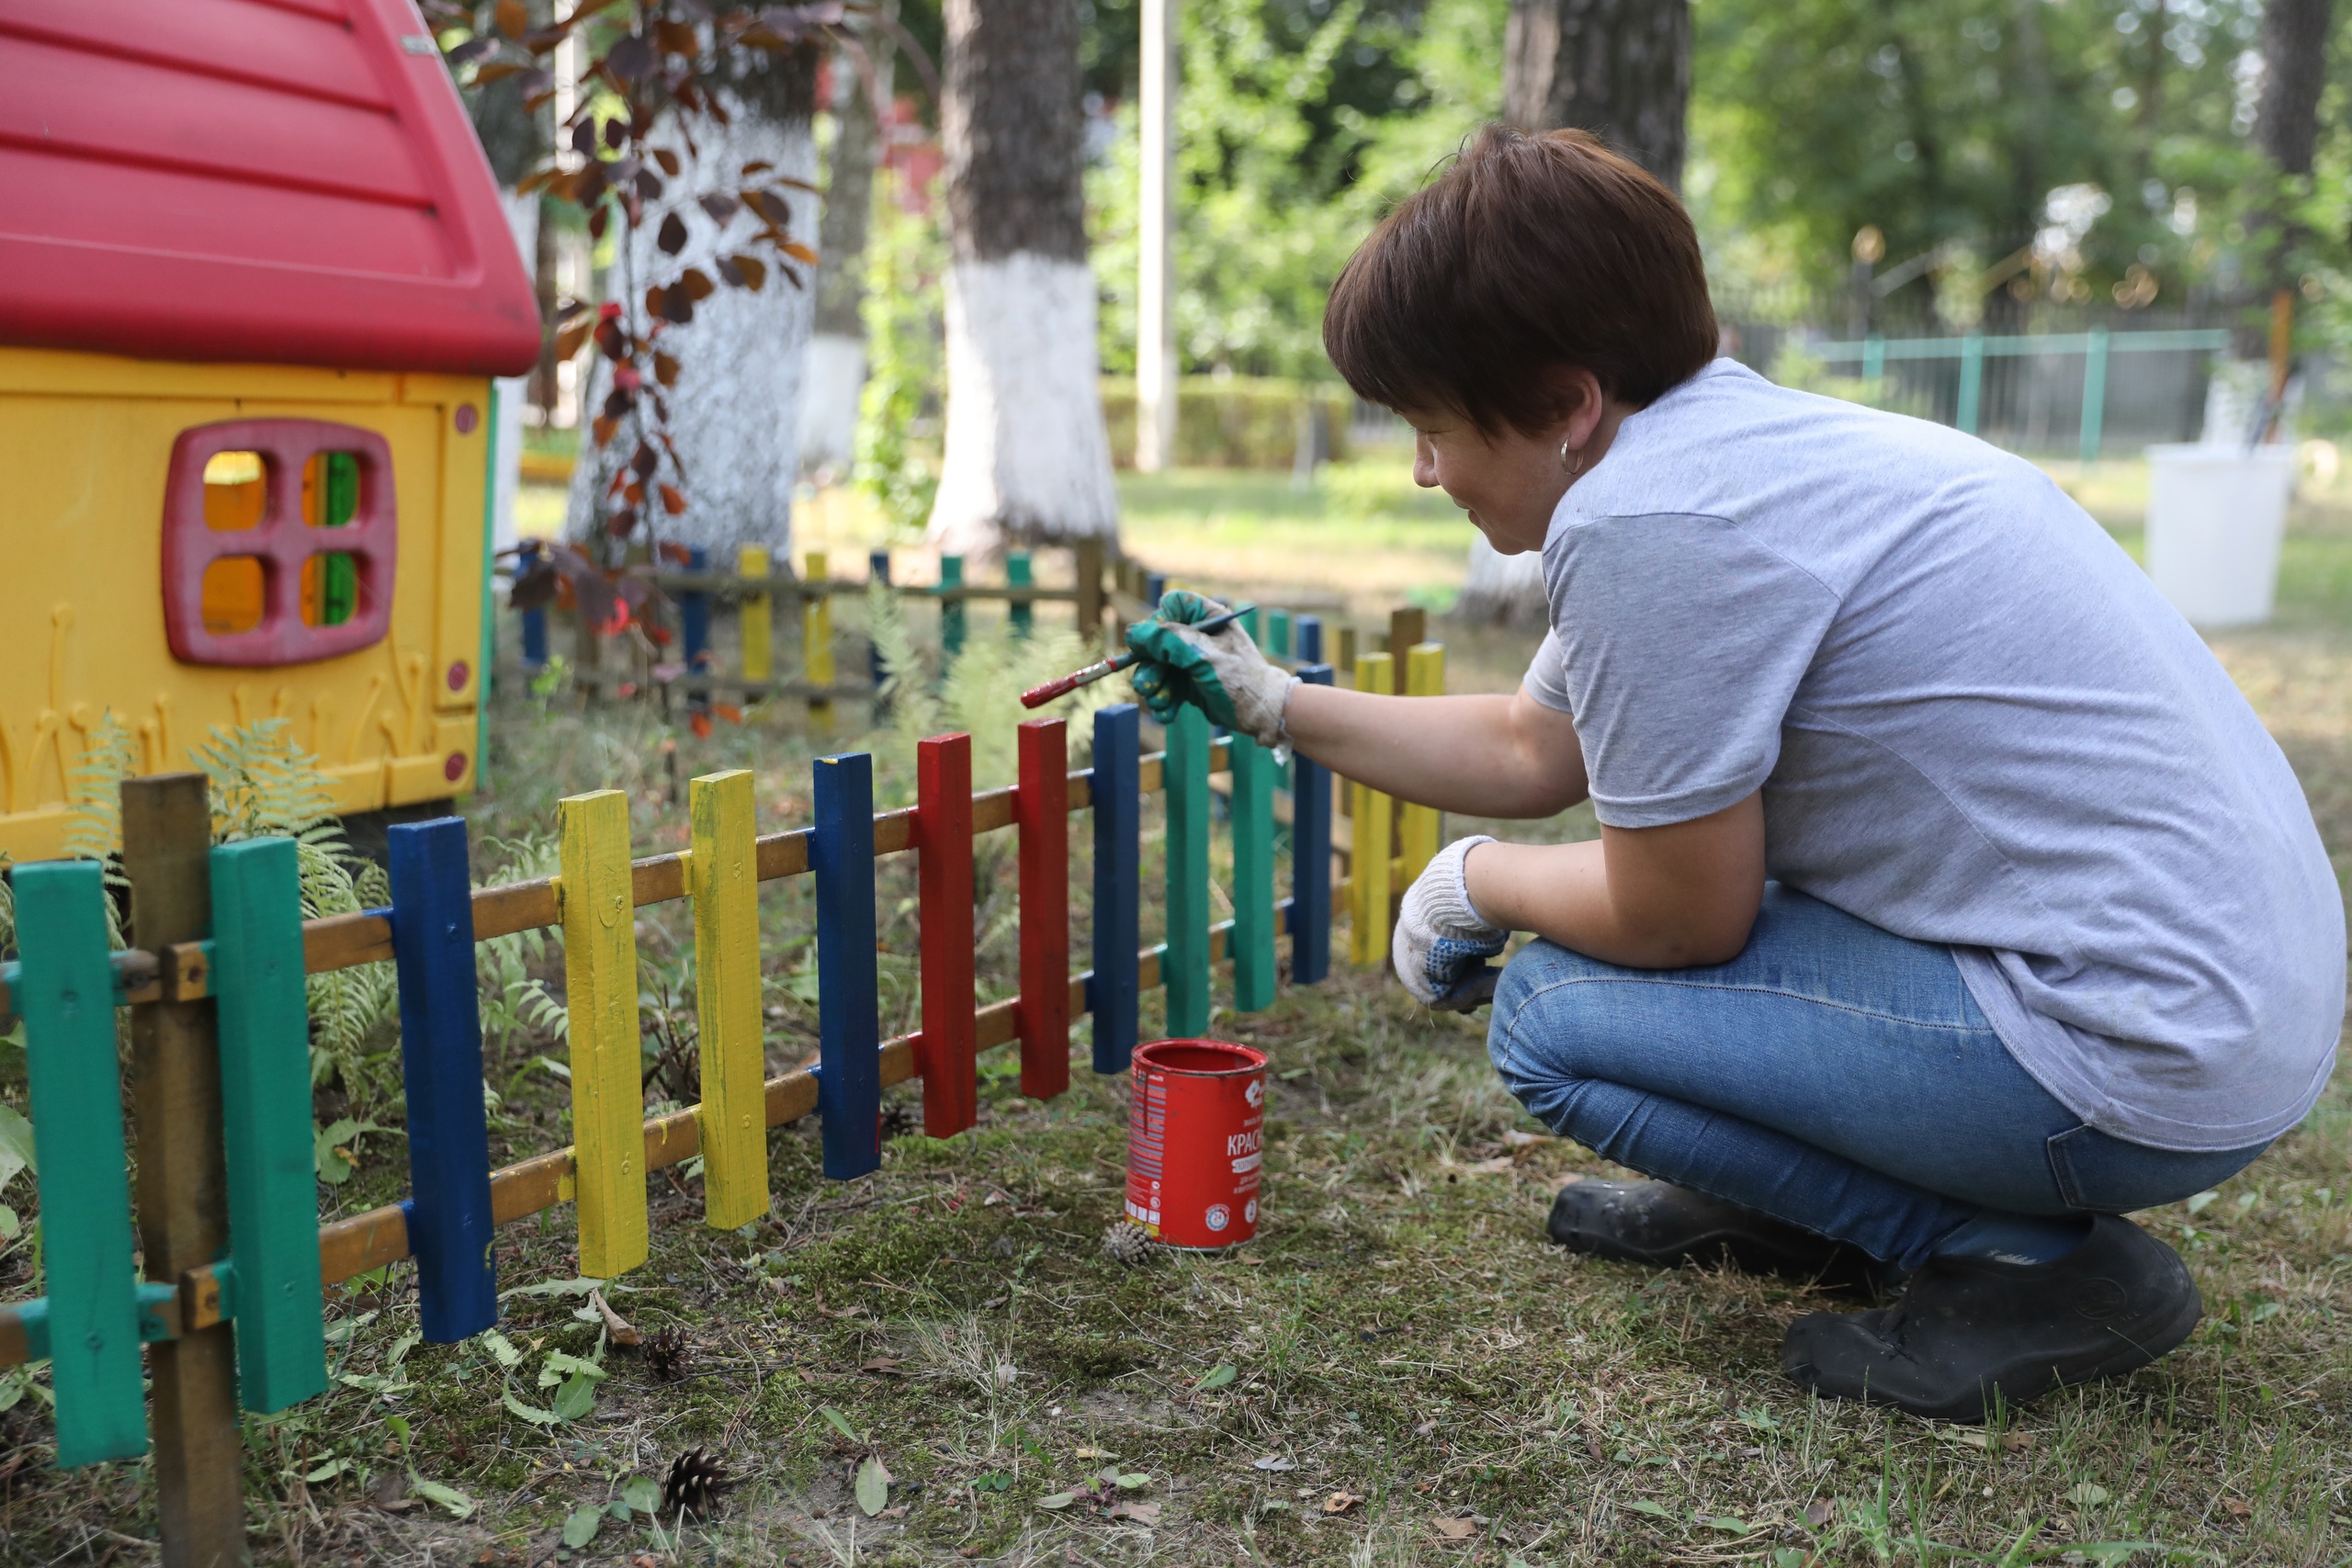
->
<box><xmin>1125</xmin><ymin>591</ymin><xmax>1236</xmax><ymax>728</ymax></box>
<box><xmin>1125</xmin><ymin>590</ymin><xmax>1298</xmax><ymax>747</ymax></box>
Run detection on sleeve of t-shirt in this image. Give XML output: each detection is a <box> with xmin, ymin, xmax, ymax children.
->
<box><xmin>1537</xmin><ymin>513</ymin><xmax>1839</xmax><ymax>829</ymax></box>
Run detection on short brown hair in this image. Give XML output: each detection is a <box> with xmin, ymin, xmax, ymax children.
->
<box><xmin>1324</xmin><ymin>125</ymin><xmax>1717</xmax><ymax>434</ymax></box>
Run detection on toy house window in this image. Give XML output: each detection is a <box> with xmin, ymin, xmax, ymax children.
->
<box><xmin>163</xmin><ymin>422</ymin><xmax>397</xmax><ymax>667</ymax></box>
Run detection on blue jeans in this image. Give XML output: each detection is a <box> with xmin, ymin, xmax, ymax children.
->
<box><xmin>1487</xmin><ymin>886</ymin><xmax>2268</xmax><ymax>1271</ymax></box>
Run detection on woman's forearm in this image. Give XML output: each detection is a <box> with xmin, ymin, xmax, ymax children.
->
<box><xmin>1283</xmin><ymin>682</ymin><xmax>1589</xmax><ymax>818</ymax></box>
<box><xmin>1462</xmin><ymin>795</ymin><xmax>1769</xmax><ymax>969</ymax></box>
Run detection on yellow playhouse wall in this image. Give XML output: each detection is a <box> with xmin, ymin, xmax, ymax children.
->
<box><xmin>0</xmin><ymin>347</ymin><xmax>488</xmax><ymax>863</ymax></box>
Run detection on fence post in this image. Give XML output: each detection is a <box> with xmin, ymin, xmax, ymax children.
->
<box><xmin>681</xmin><ymin>546</ymin><xmax>711</xmax><ymax>672</ymax></box>
<box><xmin>1091</xmin><ymin>704</ymin><xmax>1142</xmax><ymax>1073</ymax></box>
<box><xmin>121</xmin><ymin>773</ymin><xmax>245</xmax><ymax>1567</ymax></box>
<box><xmin>1144</xmin><ymin>571</ymin><xmax>1166</xmax><ymax>611</ymax></box>
<box><xmin>739</xmin><ymin>545</ymin><xmax>773</xmax><ymax>686</ymax></box>
<box><xmin>1862</xmin><ymin>333</ymin><xmax>1885</xmax><ymax>386</ymax></box>
<box><xmin>14</xmin><ymin>860</ymin><xmax>146</xmax><ymax>1467</ymax></box>
<box><xmin>1230</xmin><ymin>728</ymin><xmax>1277</xmax><ymax>1013</ymax></box>
<box><xmin>1017</xmin><ymin>717</ymin><xmax>1071</xmax><ymax>1098</ymax></box>
<box><xmin>1290</xmin><ymin>664</ymin><xmax>1334</xmax><ymax>985</ymax></box>
<box><xmin>1350</xmin><ymin>651</ymin><xmax>1395</xmax><ymax>965</ymax></box>
<box><xmin>208</xmin><ymin>838</ymin><xmax>328</xmax><ymax>1413</ymax></box>
<box><xmin>518</xmin><ymin>540</ymin><xmax>548</xmax><ymax>670</ymax></box>
<box><xmin>1076</xmin><ymin>537</ymin><xmax>1105</xmax><ymax>649</ymax></box>
<box><xmin>1007</xmin><ymin>551</ymin><xmax>1034</xmax><ymax>638</ymax></box>
<box><xmin>916</xmin><ymin>735</ymin><xmax>978</xmax><ymax>1136</ymax></box>
<box><xmin>1398</xmin><ymin>643</ymin><xmax>1445</xmax><ymax>887</ymax></box>
<box><xmin>688</xmin><ymin>770</ymin><xmax>769</xmax><ymax>1228</ymax></box>
<box><xmin>1388</xmin><ymin>606</ymin><xmax>1425</xmax><ymax>660</ymax></box>
<box><xmin>868</xmin><ymin>549</ymin><xmax>892</xmax><ymax>699</ymax></box>
<box><xmin>558</xmin><ymin>789</ymin><xmax>650</xmax><ymax>1278</ymax></box>
<box><xmin>387</xmin><ymin>818</ymin><xmax>499</xmax><ymax>1339</ymax></box>
<box><xmin>804</xmin><ymin>550</ymin><xmax>833</xmax><ymax>730</ymax></box>
<box><xmin>1957</xmin><ymin>333</ymin><xmax>1985</xmax><ymax>436</ymax></box>
<box><xmin>940</xmin><ymin>554</ymin><xmax>966</xmax><ymax>660</ymax></box>
<box><xmin>812</xmin><ymin>752</ymin><xmax>882</xmax><ymax>1179</ymax></box>
<box><xmin>2079</xmin><ymin>325</ymin><xmax>2109</xmax><ymax>466</ymax></box>
<box><xmin>1165</xmin><ymin>703</ymin><xmax>1214</xmax><ymax>1036</ymax></box>
<box><xmin>1295</xmin><ymin>615</ymin><xmax>1321</xmax><ymax>666</ymax></box>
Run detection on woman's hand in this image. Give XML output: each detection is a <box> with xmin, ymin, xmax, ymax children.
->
<box><xmin>1393</xmin><ymin>835</ymin><xmax>1508</xmax><ymax>1009</ymax></box>
<box><xmin>1125</xmin><ymin>591</ymin><xmax>1298</xmax><ymax>747</ymax></box>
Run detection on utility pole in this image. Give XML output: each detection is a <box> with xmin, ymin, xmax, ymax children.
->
<box><xmin>1135</xmin><ymin>0</ymin><xmax>1177</xmax><ymax>473</ymax></box>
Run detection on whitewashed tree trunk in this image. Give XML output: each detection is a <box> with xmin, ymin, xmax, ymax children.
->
<box><xmin>1456</xmin><ymin>536</ymin><xmax>1554</xmax><ymax>631</ymax></box>
<box><xmin>928</xmin><ymin>0</ymin><xmax>1119</xmax><ymax>556</ymax></box>
<box><xmin>798</xmin><ymin>12</ymin><xmax>894</xmax><ymax>479</ymax></box>
<box><xmin>566</xmin><ymin>67</ymin><xmax>819</xmax><ymax>559</ymax></box>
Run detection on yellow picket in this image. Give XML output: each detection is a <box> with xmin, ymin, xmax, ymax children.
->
<box><xmin>689</xmin><ymin>769</ymin><xmax>767</xmax><ymax>1229</ymax></box>
<box><xmin>738</xmin><ymin>546</ymin><xmax>773</xmax><ymax>684</ymax></box>
<box><xmin>558</xmin><ymin>789</ymin><xmax>650</xmax><ymax>1278</ymax></box>
<box><xmin>1350</xmin><ymin>651</ymin><xmax>1395</xmax><ymax>966</ymax></box>
<box><xmin>1399</xmin><ymin>642</ymin><xmax>1445</xmax><ymax>889</ymax></box>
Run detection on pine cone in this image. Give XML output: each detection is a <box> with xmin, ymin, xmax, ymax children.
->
<box><xmin>643</xmin><ymin>1325</ymin><xmax>690</xmax><ymax>1382</ymax></box>
<box><xmin>661</xmin><ymin>1445</ymin><xmax>729</xmax><ymax>1518</ymax></box>
<box><xmin>1102</xmin><ymin>1221</ymin><xmax>1158</xmax><ymax>1266</ymax></box>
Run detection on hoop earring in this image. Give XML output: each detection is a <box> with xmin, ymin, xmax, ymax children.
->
<box><xmin>1558</xmin><ymin>440</ymin><xmax>1586</xmax><ymax>479</ymax></box>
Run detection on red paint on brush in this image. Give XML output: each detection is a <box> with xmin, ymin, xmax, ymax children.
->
<box><xmin>1125</xmin><ymin>1039</ymin><xmax>1268</xmax><ymax>1249</ymax></box>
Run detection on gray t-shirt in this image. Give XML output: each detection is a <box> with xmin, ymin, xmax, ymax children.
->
<box><xmin>1524</xmin><ymin>357</ymin><xmax>2343</xmax><ymax>1152</ymax></box>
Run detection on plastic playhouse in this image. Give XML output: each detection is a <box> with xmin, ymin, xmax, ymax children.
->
<box><xmin>0</xmin><ymin>0</ymin><xmax>540</xmax><ymax>862</ymax></box>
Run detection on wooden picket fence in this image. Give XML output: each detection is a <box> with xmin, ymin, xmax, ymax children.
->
<box><xmin>0</xmin><ymin>602</ymin><xmax>1447</xmax><ymax>1558</ymax></box>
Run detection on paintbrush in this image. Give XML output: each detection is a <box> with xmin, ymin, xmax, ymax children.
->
<box><xmin>1019</xmin><ymin>602</ymin><xmax>1257</xmax><ymax>709</ymax></box>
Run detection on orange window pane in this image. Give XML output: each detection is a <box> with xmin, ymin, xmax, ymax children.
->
<box><xmin>202</xmin><ymin>450</ymin><xmax>266</xmax><ymax>531</ymax></box>
<box><xmin>201</xmin><ymin>557</ymin><xmax>265</xmax><ymax>634</ymax></box>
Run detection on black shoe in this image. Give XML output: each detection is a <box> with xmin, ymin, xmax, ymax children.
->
<box><xmin>1780</xmin><ymin>1213</ymin><xmax>2201</xmax><ymax>1423</ymax></box>
<box><xmin>1546</xmin><ymin>1179</ymin><xmax>1898</xmax><ymax>1299</ymax></box>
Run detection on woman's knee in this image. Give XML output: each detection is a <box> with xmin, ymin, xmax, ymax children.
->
<box><xmin>1487</xmin><ymin>939</ymin><xmax>1612</xmax><ymax>1100</ymax></box>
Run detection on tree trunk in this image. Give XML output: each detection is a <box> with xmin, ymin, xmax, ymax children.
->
<box><xmin>2256</xmin><ymin>0</ymin><xmax>2334</xmax><ymax>179</ymax></box>
<box><xmin>1502</xmin><ymin>0</ymin><xmax>1690</xmax><ymax>189</ymax></box>
<box><xmin>1464</xmin><ymin>0</ymin><xmax>1688</xmax><ymax>627</ymax></box>
<box><xmin>800</xmin><ymin>9</ymin><xmax>898</xmax><ymax>479</ymax></box>
<box><xmin>928</xmin><ymin>0</ymin><xmax>1120</xmax><ymax>557</ymax></box>
<box><xmin>565</xmin><ymin>54</ymin><xmax>820</xmax><ymax>560</ymax></box>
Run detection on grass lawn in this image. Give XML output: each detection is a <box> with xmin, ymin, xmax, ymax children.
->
<box><xmin>4</xmin><ymin>461</ymin><xmax>2350</xmax><ymax>1565</ymax></box>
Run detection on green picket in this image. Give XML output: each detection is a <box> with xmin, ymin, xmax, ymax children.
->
<box><xmin>1165</xmin><ymin>705</ymin><xmax>1214</xmax><ymax>1035</ymax></box>
<box><xmin>14</xmin><ymin>860</ymin><xmax>147</xmax><ymax>1466</ymax></box>
<box><xmin>209</xmin><ymin>838</ymin><xmax>328</xmax><ymax>1414</ymax></box>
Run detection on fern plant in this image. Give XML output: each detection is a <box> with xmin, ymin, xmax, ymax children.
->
<box><xmin>472</xmin><ymin>830</ymin><xmax>568</xmax><ymax>1058</ymax></box>
<box><xmin>865</xmin><ymin>581</ymin><xmax>1122</xmax><ymax>804</ymax></box>
<box><xmin>193</xmin><ymin>721</ymin><xmax>399</xmax><ymax>1108</ymax></box>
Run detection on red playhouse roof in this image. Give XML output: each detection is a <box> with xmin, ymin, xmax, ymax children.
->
<box><xmin>0</xmin><ymin>0</ymin><xmax>541</xmax><ymax>377</ymax></box>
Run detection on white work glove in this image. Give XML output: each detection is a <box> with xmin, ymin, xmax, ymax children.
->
<box><xmin>1393</xmin><ymin>835</ymin><xmax>1507</xmax><ymax>1010</ymax></box>
<box><xmin>1124</xmin><ymin>591</ymin><xmax>1300</xmax><ymax>750</ymax></box>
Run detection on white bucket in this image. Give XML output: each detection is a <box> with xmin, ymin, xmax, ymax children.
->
<box><xmin>2143</xmin><ymin>444</ymin><xmax>2296</xmax><ymax>628</ymax></box>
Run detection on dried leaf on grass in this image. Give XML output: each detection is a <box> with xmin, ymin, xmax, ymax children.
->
<box><xmin>587</xmin><ymin>1288</ymin><xmax>640</xmax><ymax>1347</ymax></box>
<box><xmin>1433</xmin><ymin>1514</ymin><xmax>1479</xmax><ymax>1539</ymax></box>
<box><xmin>1108</xmin><ymin>1500</ymin><xmax>1162</xmax><ymax>1524</ymax></box>
<box><xmin>1250</xmin><ymin>1455</ymin><xmax>1297</xmax><ymax>1472</ymax></box>
<box><xmin>1324</xmin><ymin>1491</ymin><xmax>1363</xmax><ymax>1514</ymax></box>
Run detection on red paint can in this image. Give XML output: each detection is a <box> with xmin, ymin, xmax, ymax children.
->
<box><xmin>1124</xmin><ymin>1038</ymin><xmax>1268</xmax><ymax>1248</ymax></box>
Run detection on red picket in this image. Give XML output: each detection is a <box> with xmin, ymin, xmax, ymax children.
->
<box><xmin>916</xmin><ymin>733</ymin><xmax>978</xmax><ymax>1136</ymax></box>
<box><xmin>1017</xmin><ymin>717</ymin><xmax>1071</xmax><ymax>1099</ymax></box>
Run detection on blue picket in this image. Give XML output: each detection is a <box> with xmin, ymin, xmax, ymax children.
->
<box><xmin>868</xmin><ymin>548</ymin><xmax>893</xmax><ymax>694</ymax></box>
<box><xmin>681</xmin><ymin>545</ymin><xmax>710</xmax><ymax>671</ymax></box>
<box><xmin>813</xmin><ymin>751</ymin><xmax>882</xmax><ymax>1178</ymax></box>
<box><xmin>1290</xmin><ymin>663</ymin><xmax>1335</xmax><ymax>985</ymax></box>
<box><xmin>387</xmin><ymin>818</ymin><xmax>499</xmax><ymax>1342</ymax></box>
<box><xmin>518</xmin><ymin>541</ymin><xmax>548</xmax><ymax>669</ymax></box>
<box><xmin>1145</xmin><ymin>572</ymin><xmax>1167</xmax><ymax>611</ymax></box>
<box><xmin>1091</xmin><ymin>704</ymin><xmax>1141</xmax><ymax>1074</ymax></box>
<box><xmin>1295</xmin><ymin>615</ymin><xmax>1323</xmax><ymax>666</ymax></box>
